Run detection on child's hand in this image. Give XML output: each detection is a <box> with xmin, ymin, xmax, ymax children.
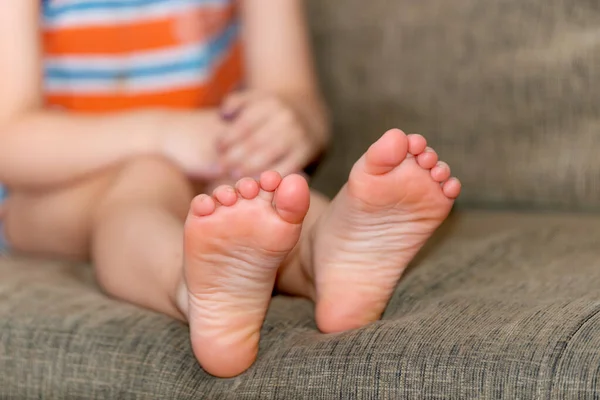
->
<box><xmin>218</xmin><ymin>91</ymin><xmax>321</xmax><ymax>178</ymax></box>
<box><xmin>159</xmin><ymin>111</ymin><xmax>226</xmax><ymax>180</ymax></box>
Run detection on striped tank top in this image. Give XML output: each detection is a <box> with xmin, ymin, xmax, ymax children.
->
<box><xmin>41</xmin><ymin>0</ymin><xmax>244</xmax><ymax>112</ymax></box>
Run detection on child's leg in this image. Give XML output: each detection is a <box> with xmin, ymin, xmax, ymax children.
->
<box><xmin>4</xmin><ymin>157</ymin><xmax>311</xmax><ymax>379</ymax></box>
<box><xmin>5</xmin><ymin>157</ymin><xmax>194</xmax><ymax>320</ymax></box>
<box><xmin>4</xmin><ymin>129</ymin><xmax>462</xmax><ymax>378</ymax></box>
<box><xmin>91</xmin><ymin>157</ymin><xmax>194</xmax><ymax>320</ymax></box>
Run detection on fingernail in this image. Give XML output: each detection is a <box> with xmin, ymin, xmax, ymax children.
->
<box><xmin>220</xmin><ymin>109</ymin><xmax>236</xmax><ymax>121</ymax></box>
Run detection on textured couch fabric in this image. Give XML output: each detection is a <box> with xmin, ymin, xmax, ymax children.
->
<box><xmin>3</xmin><ymin>212</ymin><xmax>600</xmax><ymax>399</ymax></box>
<box><xmin>3</xmin><ymin>0</ymin><xmax>600</xmax><ymax>398</ymax></box>
<box><xmin>309</xmin><ymin>0</ymin><xmax>600</xmax><ymax>211</ymax></box>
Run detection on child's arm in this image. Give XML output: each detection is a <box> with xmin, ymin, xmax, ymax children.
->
<box><xmin>0</xmin><ymin>0</ymin><xmax>223</xmax><ymax>189</ymax></box>
<box><xmin>0</xmin><ymin>111</ymin><xmax>227</xmax><ymax>189</ymax></box>
<box><xmin>218</xmin><ymin>0</ymin><xmax>330</xmax><ymax>178</ymax></box>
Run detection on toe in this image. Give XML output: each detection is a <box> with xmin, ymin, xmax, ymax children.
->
<box><xmin>407</xmin><ymin>134</ymin><xmax>427</xmax><ymax>155</ymax></box>
<box><xmin>274</xmin><ymin>174</ymin><xmax>310</xmax><ymax>224</ymax></box>
<box><xmin>442</xmin><ymin>177</ymin><xmax>462</xmax><ymax>199</ymax></box>
<box><xmin>236</xmin><ymin>177</ymin><xmax>260</xmax><ymax>199</ymax></box>
<box><xmin>190</xmin><ymin>194</ymin><xmax>216</xmax><ymax>217</ymax></box>
<box><xmin>363</xmin><ymin>129</ymin><xmax>409</xmax><ymax>175</ymax></box>
<box><xmin>259</xmin><ymin>170</ymin><xmax>283</xmax><ymax>192</ymax></box>
<box><xmin>431</xmin><ymin>161</ymin><xmax>451</xmax><ymax>182</ymax></box>
<box><xmin>213</xmin><ymin>185</ymin><xmax>238</xmax><ymax>206</ymax></box>
<box><xmin>416</xmin><ymin>147</ymin><xmax>439</xmax><ymax>169</ymax></box>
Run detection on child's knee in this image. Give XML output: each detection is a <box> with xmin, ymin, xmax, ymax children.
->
<box><xmin>97</xmin><ymin>156</ymin><xmax>194</xmax><ymax>218</ymax></box>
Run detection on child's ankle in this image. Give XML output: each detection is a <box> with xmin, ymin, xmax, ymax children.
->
<box><xmin>172</xmin><ymin>278</ymin><xmax>189</xmax><ymax>322</ymax></box>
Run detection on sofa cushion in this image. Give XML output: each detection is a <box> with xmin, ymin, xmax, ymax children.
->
<box><xmin>2</xmin><ymin>211</ymin><xmax>600</xmax><ymax>399</ymax></box>
<box><xmin>308</xmin><ymin>0</ymin><xmax>600</xmax><ymax>211</ymax></box>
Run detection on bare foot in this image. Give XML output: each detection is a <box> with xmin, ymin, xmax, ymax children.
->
<box><xmin>182</xmin><ymin>171</ymin><xmax>310</xmax><ymax>377</ymax></box>
<box><xmin>311</xmin><ymin>129</ymin><xmax>461</xmax><ymax>333</ymax></box>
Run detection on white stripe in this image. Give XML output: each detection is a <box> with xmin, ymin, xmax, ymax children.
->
<box><xmin>45</xmin><ymin>41</ymin><xmax>209</xmax><ymax>71</ymax></box>
<box><xmin>45</xmin><ymin>71</ymin><xmax>207</xmax><ymax>96</ymax></box>
<box><xmin>52</xmin><ymin>0</ymin><xmax>147</xmax><ymax>5</ymax></box>
<box><xmin>45</xmin><ymin>69</ymin><xmax>207</xmax><ymax>94</ymax></box>
<box><xmin>43</xmin><ymin>0</ymin><xmax>229</xmax><ymax>30</ymax></box>
<box><xmin>45</xmin><ymin>80</ymin><xmax>116</xmax><ymax>94</ymax></box>
<box><xmin>49</xmin><ymin>0</ymin><xmax>227</xmax><ymax>7</ymax></box>
<box><xmin>128</xmin><ymin>68</ymin><xmax>209</xmax><ymax>92</ymax></box>
<box><xmin>44</xmin><ymin>51</ymin><xmax>228</xmax><ymax>95</ymax></box>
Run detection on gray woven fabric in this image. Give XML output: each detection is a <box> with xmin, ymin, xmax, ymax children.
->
<box><xmin>2</xmin><ymin>211</ymin><xmax>600</xmax><ymax>399</ymax></box>
<box><xmin>309</xmin><ymin>0</ymin><xmax>600</xmax><ymax>211</ymax></box>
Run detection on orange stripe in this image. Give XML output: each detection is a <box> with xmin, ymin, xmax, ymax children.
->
<box><xmin>45</xmin><ymin>42</ymin><xmax>244</xmax><ymax>112</ymax></box>
<box><xmin>44</xmin><ymin>6</ymin><xmax>236</xmax><ymax>55</ymax></box>
<box><xmin>47</xmin><ymin>87</ymin><xmax>214</xmax><ymax>112</ymax></box>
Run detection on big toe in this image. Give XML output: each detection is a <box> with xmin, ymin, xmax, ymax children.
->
<box><xmin>274</xmin><ymin>174</ymin><xmax>310</xmax><ymax>224</ymax></box>
<box><xmin>363</xmin><ymin>129</ymin><xmax>409</xmax><ymax>175</ymax></box>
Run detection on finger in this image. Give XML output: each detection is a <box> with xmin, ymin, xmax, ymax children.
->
<box><xmin>221</xmin><ymin>122</ymin><xmax>269</xmax><ymax>167</ymax></box>
<box><xmin>221</xmin><ymin>134</ymin><xmax>267</xmax><ymax>178</ymax></box>
<box><xmin>220</xmin><ymin>90</ymin><xmax>267</xmax><ymax>121</ymax></box>
<box><xmin>219</xmin><ymin>100</ymin><xmax>278</xmax><ymax>149</ymax></box>
<box><xmin>236</xmin><ymin>113</ymin><xmax>298</xmax><ymax>174</ymax></box>
<box><xmin>221</xmin><ymin>113</ymin><xmax>290</xmax><ymax>175</ymax></box>
<box><xmin>239</xmin><ymin>110</ymin><xmax>305</xmax><ymax>175</ymax></box>
<box><xmin>241</xmin><ymin>144</ymin><xmax>290</xmax><ymax>177</ymax></box>
<box><xmin>269</xmin><ymin>151</ymin><xmax>307</xmax><ymax>177</ymax></box>
<box><xmin>220</xmin><ymin>90</ymin><xmax>261</xmax><ymax>120</ymax></box>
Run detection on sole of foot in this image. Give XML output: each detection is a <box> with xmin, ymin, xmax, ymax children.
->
<box><xmin>182</xmin><ymin>171</ymin><xmax>310</xmax><ymax>377</ymax></box>
<box><xmin>311</xmin><ymin>128</ymin><xmax>461</xmax><ymax>333</ymax></box>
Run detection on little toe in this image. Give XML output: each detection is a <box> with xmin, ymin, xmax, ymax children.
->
<box><xmin>442</xmin><ymin>177</ymin><xmax>462</xmax><ymax>199</ymax></box>
<box><xmin>431</xmin><ymin>161</ymin><xmax>451</xmax><ymax>182</ymax></box>
<box><xmin>407</xmin><ymin>134</ymin><xmax>427</xmax><ymax>155</ymax></box>
<box><xmin>260</xmin><ymin>170</ymin><xmax>283</xmax><ymax>192</ymax></box>
<box><xmin>213</xmin><ymin>185</ymin><xmax>238</xmax><ymax>206</ymax></box>
<box><xmin>236</xmin><ymin>177</ymin><xmax>260</xmax><ymax>199</ymax></box>
<box><xmin>416</xmin><ymin>148</ymin><xmax>439</xmax><ymax>169</ymax></box>
<box><xmin>190</xmin><ymin>194</ymin><xmax>216</xmax><ymax>217</ymax></box>
<box><xmin>274</xmin><ymin>174</ymin><xmax>310</xmax><ymax>224</ymax></box>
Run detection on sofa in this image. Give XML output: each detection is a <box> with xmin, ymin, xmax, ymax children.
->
<box><xmin>3</xmin><ymin>0</ymin><xmax>600</xmax><ymax>398</ymax></box>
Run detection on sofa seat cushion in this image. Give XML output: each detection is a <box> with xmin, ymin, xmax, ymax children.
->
<box><xmin>2</xmin><ymin>211</ymin><xmax>600</xmax><ymax>399</ymax></box>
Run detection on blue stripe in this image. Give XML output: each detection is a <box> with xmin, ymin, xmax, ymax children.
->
<box><xmin>44</xmin><ymin>22</ymin><xmax>239</xmax><ymax>82</ymax></box>
<box><xmin>43</xmin><ymin>0</ymin><xmax>228</xmax><ymax>19</ymax></box>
